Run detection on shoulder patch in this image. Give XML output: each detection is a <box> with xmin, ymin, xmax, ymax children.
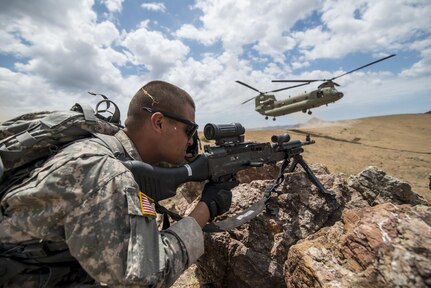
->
<box><xmin>125</xmin><ymin>187</ymin><xmax>157</xmax><ymax>218</ymax></box>
<box><xmin>138</xmin><ymin>192</ymin><xmax>157</xmax><ymax>217</ymax></box>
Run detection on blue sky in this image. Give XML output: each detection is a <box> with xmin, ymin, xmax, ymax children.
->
<box><xmin>0</xmin><ymin>0</ymin><xmax>430</xmax><ymax>129</ymax></box>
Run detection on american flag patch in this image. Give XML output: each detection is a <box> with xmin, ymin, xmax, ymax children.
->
<box><xmin>138</xmin><ymin>192</ymin><xmax>156</xmax><ymax>217</ymax></box>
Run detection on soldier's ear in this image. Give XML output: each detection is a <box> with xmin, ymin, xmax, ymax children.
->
<box><xmin>150</xmin><ymin>112</ymin><xmax>164</xmax><ymax>134</ymax></box>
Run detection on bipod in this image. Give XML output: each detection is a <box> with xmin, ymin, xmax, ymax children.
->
<box><xmin>288</xmin><ymin>154</ymin><xmax>336</xmax><ymax>197</ymax></box>
<box><xmin>264</xmin><ymin>154</ymin><xmax>335</xmax><ymax>215</ymax></box>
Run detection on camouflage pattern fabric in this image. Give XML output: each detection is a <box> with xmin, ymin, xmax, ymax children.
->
<box><xmin>0</xmin><ymin>110</ymin><xmax>120</xmax><ymax>173</ymax></box>
<box><xmin>0</xmin><ymin>130</ymin><xmax>204</xmax><ymax>287</ymax></box>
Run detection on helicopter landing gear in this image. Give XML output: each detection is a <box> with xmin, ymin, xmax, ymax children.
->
<box><xmin>265</xmin><ymin>116</ymin><xmax>269</xmax><ymax>120</ymax></box>
<box><xmin>308</xmin><ymin>110</ymin><xmax>312</xmax><ymax>115</ymax></box>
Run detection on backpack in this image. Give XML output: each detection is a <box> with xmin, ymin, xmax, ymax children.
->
<box><xmin>0</xmin><ymin>97</ymin><xmax>128</xmax><ymax>286</ymax></box>
<box><xmin>0</xmin><ymin>97</ymin><xmax>125</xmax><ymax>198</ymax></box>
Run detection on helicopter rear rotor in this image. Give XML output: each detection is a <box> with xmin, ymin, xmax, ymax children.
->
<box><xmin>272</xmin><ymin>54</ymin><xmax>396</xmax><ymax>87</ymax></box>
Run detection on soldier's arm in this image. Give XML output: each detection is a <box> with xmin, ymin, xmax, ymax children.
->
<box><xmin>64</xmin><ymin>161</ymin><xmax>204</xmax><ymax>287</ymax></box>
<box><xmin>188</xmin><ymin>201</ymin><xmax>211</xmax><ymax>227</ymax></box>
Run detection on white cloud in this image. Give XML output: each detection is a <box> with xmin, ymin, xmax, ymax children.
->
<box><xmin>0</xmin><ymin>0</ymin><xmax>136</xmax><ymax>122</ymax></box>
<box><xmin>299</xmin><ymin>0</ymin><xmax>431</xmax><ymax>60</ymax></box>
<box><xmin>100</xmin><ymin>0</ymin><xmax>124</xmax><ymax>13</ymax></box>
<box><xmin>93</xmin><ymin>21</ymin><xmax>122</xmax><ymax>47</ymax></box>
<box><xmin>400</xmin><ymin>38</ymin><xmax>431</xmax><ymax>78</ymax></box>
<box><xmin>122</xmin><ymin>24</ymin><xmax>190</xmax><ymax>77</ymax></box>
<box><xmin>0</xmin><ymin>0</ymin><xmax>96</xmax><ymax>30</ymax></box>
<box><xmin>141</xmin><ymin>2</ymin><xmax>167</xmax><ymax>13</ymax></box>
<box><xmin>0</xmin><ymin>0</ymin><xmax>429</xmax><ymax>129</ymax></box>
<box><xmin>174</xmin><ymin>24</ymin><xmax>216</xmax><ymax>46</ymax></box>
<box><xmin>175</xmin><ymin>0</ymin><xmax>318</xmax><ymax>62</ymax></box>
<box><xmin>400</xmin><ymin>49</ymin><xmax>431</xmax><ymax>78</ymax></box>
<box><xmin>0</xmin><ymin>67</ymin><xmax>81</xmax><ymax>119</ymax></box>
<box><xmin>8</xmin><ymin>20</ymin><xmax>124</xmax><ymax>93</ymax></box>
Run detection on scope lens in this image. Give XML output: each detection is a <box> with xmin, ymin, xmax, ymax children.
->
<box><xmin>204</xmin><ymin>123</ymin><xmax>245</xmax><ymax>140</ymax></box>
<box><xmin>204</xmin><ymin>124</ymin><xmax>216</xmax><ymax>140</ymax></box>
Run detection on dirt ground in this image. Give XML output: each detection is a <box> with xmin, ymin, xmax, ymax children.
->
<box><xmin>243</xmin><ymin>113</ymin><xmax>431</xmax><ymax>202</ymax></box>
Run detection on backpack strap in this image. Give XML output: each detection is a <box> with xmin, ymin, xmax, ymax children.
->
<box><xmin>92</xmin><ymin>133</ymin><xmax>128</xmax><ymax>161</ymax></box>
<box><xmin>0</xmin><ymin>241</ymin><xmax>74</xmax><ymax>263</ymax></box>
<box><xmin>70</xmin><ymin>103</ymin><xmax>97</xmax><ymax>122</ymax></box>
<box><xmin>95</xmin><ymin>99</ymin><xmax>122</xmax><ymax>126</ymax></box>
<box><xmin>155</xmin><ymin>203</ymin><xmax>184</xmax><ymax>230</ymax></box>
<box><xmin>0</xmin><ymin>241</ymin><xmax>92</xmax><ymax>286</ymax></box>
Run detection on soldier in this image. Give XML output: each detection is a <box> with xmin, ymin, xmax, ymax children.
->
<box><xmin>0</xmin><ymin>81</ymin><xmax>234</xmax><ymax>287</ymax></box>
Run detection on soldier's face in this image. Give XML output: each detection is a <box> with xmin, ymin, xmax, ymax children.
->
<box><xmin>161</xmin><ymin>105</ymin><xmax>196</xmax><ymax>165</ymax></box>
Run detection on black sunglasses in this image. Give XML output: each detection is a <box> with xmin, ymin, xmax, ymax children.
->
<box><xmin>142</xmin><ymin>107</ymin><xmax>198</xmax><ymax>139</ymax></box>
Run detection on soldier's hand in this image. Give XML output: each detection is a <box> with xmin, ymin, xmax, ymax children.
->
<box><xmin>200</xmin><ymin>181</ymin><xmax>239</xmax><ymax>221</ymax></box>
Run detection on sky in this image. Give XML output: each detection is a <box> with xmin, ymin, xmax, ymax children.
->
<box><xmin>0</xmin><ymin>0</ymin><xmax>430</xmax><ymax>130</ymax></box>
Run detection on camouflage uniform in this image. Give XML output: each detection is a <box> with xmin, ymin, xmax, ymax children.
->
<box><xmin>0</xmin><ymin>130</ymin><xmax>204</xmax><ymax>287</ymax></box>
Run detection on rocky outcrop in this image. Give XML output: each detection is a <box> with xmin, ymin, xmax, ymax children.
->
<box><xmin>286</xmin><ymin>203</ymin><xmax>431</xmax><ymax>287</ymax></box>
<box><xmin>184</xmin><ymin>165</ymin><xmax>431</xmax><ymax>288</ymax></box>
<box><xmin>347</xmin><ymin>166</ymin><xmax>428</xmax><ymax>207</ymax></box>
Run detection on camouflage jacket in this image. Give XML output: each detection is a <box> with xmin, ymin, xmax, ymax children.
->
<box><xmin>0</xmin><ymin>130</ymin><xmax>204</xmax><ymax>287</ymax></box>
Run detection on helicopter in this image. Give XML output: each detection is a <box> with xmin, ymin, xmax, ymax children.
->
<box><xmin>237</xmin><ymin>54</ymin><xmax>396</xmax><ymax>120</ymax></box>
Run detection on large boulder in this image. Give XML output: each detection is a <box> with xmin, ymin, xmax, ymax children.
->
<box><xmin>286</xmin><ymin>203</ymin><xmax>431</xmax><ymax>287</ymax></box>
<box><xmin>188</xmin><ymin>165</ymin><xmax>430</xmax><ymax>288</ymax></box>
<box><xmin>348</xmin><ymin>166</ymin><xmax>428</xmax><ymax>207</ymax></box>
<box><xmin>195</xmin><ymin>164</ymin><xmax>349</xmax><ymax>287</ymax></box>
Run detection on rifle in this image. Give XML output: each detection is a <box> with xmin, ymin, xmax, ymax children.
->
<box><xmin>129</xmin><ymin>123</ymin><xmax>335</xmax><ymax>232</ymax></box>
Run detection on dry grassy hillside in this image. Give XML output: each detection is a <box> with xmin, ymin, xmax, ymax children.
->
<box><xmin>243</xmin><ymin>114</ymin><xmax>431</xmax><ymax>202</ymax></box>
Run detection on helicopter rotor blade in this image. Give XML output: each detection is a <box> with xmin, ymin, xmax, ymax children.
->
<box><xmin>236</xmin><ymin>80</ymin><xmax>262</xmax><ymax>94</ymax></box>
<box><xmin>241</xmin><ymin>96</ymin><xmax>258</xmax><ymax>104</ymax></box>
<box><xmin>272</xmin><ymin>80</ymin><xmax>317</xmax><ymax>83</ymax></box>
<box><xmin>331</xmin><ymin>54</ymin><xmax>396</xmax><ymax>80</ymax></box>
<box><xmin>272</xmin><ymin>54</ymin><xmax>395</xmax><ymax>84</ymax></box>
<box><xmin>268</xmin><ymin>82</ymin><xmax>312</xmax><ymax>93</ymax></box>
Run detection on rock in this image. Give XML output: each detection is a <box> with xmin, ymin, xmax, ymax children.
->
<box><xmin>177</xmin><ymin>181</ymin><xmax>205</xmax><ymax>203</ymax></box>
<box><xmin>168</xmin><ymin>164</ymin><xmax>431</xmax><ymax>287</ymax></box>
<box><xmin>195</xmin><ymin>165</ymin><xmax>349</xmax><ymax>287</ymax></box>
<box><xmin>235</xmin><ymin>164</ymin><xmax>279</xmax><ymax>183</ymax></box>
<box><xmin>171</xmin><ymin>264</ymin><xmax>200</xmax><ymax>288</ymax></box>
<box><xmin>348</xmin><ymin>166</ymin><xmax>429</xmax><ymax>206</ymax></box>
<box><xmin>286</xmin><ymin>203</ymin><xmax>431</xmax><ymax>288</ymax></box>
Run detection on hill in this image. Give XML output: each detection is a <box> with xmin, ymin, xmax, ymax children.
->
<box><xmin>244</xmin><ymin>113</ymin><xmax>431</xmax><ymax>201</ymax></box>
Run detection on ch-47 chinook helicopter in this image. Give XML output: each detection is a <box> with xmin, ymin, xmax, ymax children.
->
<box><xmin>237</xmin><ymin>54</ymin><xmax>396</xmax><ymax>120</ymax></box>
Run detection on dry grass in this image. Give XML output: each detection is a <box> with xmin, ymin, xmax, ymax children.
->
<box><xmin>242</xmin><ymin>114</ymin><xmax>431</xmax><ymax>202</ymax></box>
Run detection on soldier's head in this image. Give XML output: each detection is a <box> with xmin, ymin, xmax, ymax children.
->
<box><xmin>124</xmin><ymin>81</ymin><xmax>197</xmax><ymax>165</ymax></box>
